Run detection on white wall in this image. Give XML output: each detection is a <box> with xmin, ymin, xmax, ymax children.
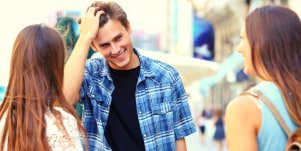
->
<box><xmin>289</xmin><ymin>0</ymin><xmax>301</xmax><ymax>18</ymax></box>
<box><xmin>0</xmin><ymin>0</ymin><xmax>171</xmax><ymax>85</ymax></box>
<box><xmin>0</xmin><ymin>0</ymin><xmax>50</xmax><ymax>86</ymax></box>
<box><xmin>0</xmin><ymin>0</ymin><xmax>87</xmax><ymax>86</ymax></box>
<box><xmin>176</xmin><ymin>0</ymin><xmax>193</xmax><ymax>56</ymax></box>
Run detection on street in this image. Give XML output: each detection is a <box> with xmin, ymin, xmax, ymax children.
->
<box><xmin>186</xmin><ymin>119</ymin><xmax>228</xmax><ymax>151</ymax></box>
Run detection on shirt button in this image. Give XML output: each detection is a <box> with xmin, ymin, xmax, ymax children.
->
<box><xmin>144</xmin><ymin>134</ymin><xmax>147</xmax><ymax>137</ymax></box>
<box><xmin>139</xmin><ymin>112</ymin><xmax>142</xmax><ymax>114</ymax></box>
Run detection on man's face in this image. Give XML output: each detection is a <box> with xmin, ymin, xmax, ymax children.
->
<box><xmin>92</xmin><ymin>19</ymin><xmax>137</xmax><ymax>70</ymax></box>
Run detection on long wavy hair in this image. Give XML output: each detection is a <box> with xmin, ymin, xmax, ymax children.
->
<box><xmin>246</xmin><ymin>5</ymin><xmax>301</xmax><ymax>139</ymax></box>
<box><xmin>0</xmin><ymin>24</ymin><xmax>86</xmax><ymax>151</ymax></box>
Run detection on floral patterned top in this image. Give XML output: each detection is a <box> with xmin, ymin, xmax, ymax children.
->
<box><xmin>0</xmin><ymin>107</ymin><xmax>83</xmax><ymax>151</ymax></box>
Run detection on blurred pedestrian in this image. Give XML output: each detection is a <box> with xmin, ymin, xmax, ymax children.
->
<box><xmin>213</xmin><ymin>107</ymin><xmax>225</xmax><ymax>151</ymax></box>
<box><xmin>0</xmin><ymin>24</ymin><xmax>86</xmax><ymax>150</ymax></box>
<box><xmin>225</xmin><ymin>6</ymin><xmax>301</xmax><ymax>151</ymax></box>
<box><xmin>197</xmin><ymin>109</ymin><xmax>208</xmax><ymax>143</ymax></box>
<box><xmin>63</xmin><ymin>1</ymin><xmax>196</xmax><ymax>150</ymax></box>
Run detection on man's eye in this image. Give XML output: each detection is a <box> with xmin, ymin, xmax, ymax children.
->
<box><xmin>101</xmin><ymin>44</ymin><xmax>109</xmax><ymax>48</ymax></box>
<box><xmin>116</xmin><ymin>36</ymin><xmax>122</xmax><ymax>41</ymax></box>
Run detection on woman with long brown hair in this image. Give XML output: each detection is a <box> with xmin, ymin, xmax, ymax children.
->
<box><xmin>0</xmin><ymin>24</ymin><xmax>86</xmax><ymax>150</ymax></box>
<box><xmin>225</xmin><ymin>6</ymin><xmax>301</xmax><ymax>151</ymax></box>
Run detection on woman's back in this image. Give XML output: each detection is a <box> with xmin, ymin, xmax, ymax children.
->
<box><xmin>0</xmin><ymin>107</ymin><xmax>83</xmax><ymax>151</ymax></box>
<box><xmin>215</xmin><ymin>117</ymin><xmax>224</xmax><ymax>127</ymax></box>
<box><xmin>254</xmin><ymin>82</ymin><xmax>297</xmax><ymax>151</ymax></box>
<box><xmin>226</xmin><ymin>5</ymin><xmax>301</xmax><ymax>151</ymax></box>
<box><xmin>0</xmin><ymin>24</ymin><xmax>86</xmax><ymax>150</ymax></box>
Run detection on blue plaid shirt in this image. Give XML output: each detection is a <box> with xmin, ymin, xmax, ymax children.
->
<box><xmin>80</xmin><ymin>49</ymin><xmax>196</xmax><ymax>151</ymax></box>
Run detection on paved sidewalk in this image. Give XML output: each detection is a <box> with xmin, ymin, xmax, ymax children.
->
<box><xmin>186</xmin><ymin>120</ymin><xmax>228</xmax><ymax>151</ymax></box>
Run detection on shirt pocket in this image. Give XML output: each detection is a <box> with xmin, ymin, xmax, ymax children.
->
<box><xmin>151</xmin><ymin>102</ymin><xmax>174</xmax><ymax>133</ymax></box>
<box><xmin>87</xmin><ymin>86</ymin><xmax>110</xmax><ymax>121</ymax></box>
<box><xmin>87</xmin><ymin>85</ymin><xmax>109</xmax><ymax>105</ymax></box>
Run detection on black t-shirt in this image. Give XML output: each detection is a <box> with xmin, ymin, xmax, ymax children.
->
<box><xmin>104</xmin><ymin>66</ymin><xmax>145</xmax><ymax>151</ymax></box>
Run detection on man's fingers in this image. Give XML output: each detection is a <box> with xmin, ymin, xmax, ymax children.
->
<box><xmin>94</xmin><ymin>7</ymin><xmax>102</xmax><ymax>15</ymax></box>
<box><xmin>87</xmin><ymin>7</ymin><xmax>95</xmax><ymax>15</ymax></box>
<box><xmin>87</xmin><ymin>6</ymin><xmax>105</xmax><ymax>17</ymax></box>
<box><xmin>78</xmin><ymin>6</ymin><xmax>104</xmax><ymax>25</ymax></box>
<box><xmin>95</xmin><ymin>10</ymin><xmax>105</xmax><ymax>18</ymax></box>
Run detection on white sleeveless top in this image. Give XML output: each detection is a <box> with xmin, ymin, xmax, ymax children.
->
<box><xmin>0</xmin><ymin>107</ymin><xmax>83</xmax><ymax>151</ymax></box>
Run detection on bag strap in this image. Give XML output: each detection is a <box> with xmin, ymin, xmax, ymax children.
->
<box><xmin>244</xmin><ymin>89</ymin><xmax>292</xmax><ymax>137</ymax></box>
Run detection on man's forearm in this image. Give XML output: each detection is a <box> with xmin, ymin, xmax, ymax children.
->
<box><xmin>176</xmin><ymin>138</ymin><xmax>187</xmax><ymax>151</ymax></box>
<box><xmin>63</xmin><ymin>36</ymin><xmax>92</xmax><ymax>105</ymax></box>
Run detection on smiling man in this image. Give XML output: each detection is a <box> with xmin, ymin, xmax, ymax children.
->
<box><xmin>63</xmin><ymin>1</ymin><xmax>196</xmax><ymax>151</ymax></box>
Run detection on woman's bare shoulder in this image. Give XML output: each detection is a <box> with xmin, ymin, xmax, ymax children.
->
<box><xmin>226</xmin><ymin>94</ymin><xmax>261</xmax><ymax>130</ymax></box>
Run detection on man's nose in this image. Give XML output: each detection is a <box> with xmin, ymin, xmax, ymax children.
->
<box><xmin>111</xmin><ymin>43</ymin><xmax>119</xmax><ymax>54</ymax></box>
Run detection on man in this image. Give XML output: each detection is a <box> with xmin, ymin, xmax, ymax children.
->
<box><xmin>64</xmin><ymin>1</ymin><xmax>196</xmax><ymax>150</ymax></box>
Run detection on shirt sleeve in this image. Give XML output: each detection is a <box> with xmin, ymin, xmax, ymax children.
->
<box><xmin>79</xmin><ymin>60</ymin><xmax>92</xmax><ymax>104</ymax></box>
<box><xmin>79</xmin><ymin>74</ymin><xmax>88</xmax><ymax>104</ymax></box>
<box><xmin>172</xmin><ymin>72</ymin><xmax>196</xmax><ymax>140</ymax></box>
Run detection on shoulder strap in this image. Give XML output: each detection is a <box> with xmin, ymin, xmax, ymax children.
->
<box><xmin>254</xmin><ymin>90</ymin><xmax>292</xmax><ymax>137</ymax></box>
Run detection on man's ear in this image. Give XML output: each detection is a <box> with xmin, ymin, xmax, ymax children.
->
<box><xmin>126</xmin><ymin>21</ymin><xmax>132</xmax><ymax>34</ymax></box>
<box><xmin>91</xmin><ymin>41</ymin><xmax>97</xmax><ymax>51</ymax></box>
